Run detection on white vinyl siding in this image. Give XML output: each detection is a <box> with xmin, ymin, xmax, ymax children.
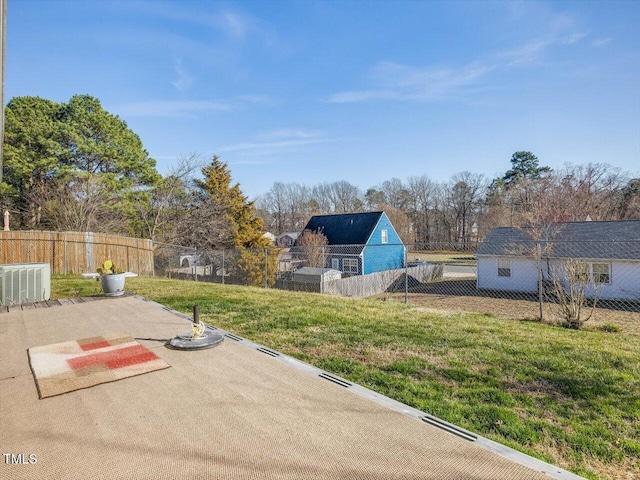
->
<box><xmin>478</xmin><ymin>257</ymin><xmax>639</xmax><ymax>300</ymax></box>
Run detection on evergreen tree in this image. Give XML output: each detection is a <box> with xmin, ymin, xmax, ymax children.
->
<box><xmin>2</xmin><ymin>94</ymin><xmax>159</xmax><ymax>231</ymax></box>
<box><xmin>197</xmin><ymin>156</ymin><xmax>276</xmax><ymax>286</ymax></box>
<box><xmin>198</xmin><ymin>156</ymin><xmax>271</xmax><ymax>249</ymax></box>
<box><xmin>502</xmin><ymin>151</ymin><xmax>550</xmax><ymax>187</ymax></box>
<box><xmin>1</xmin><ymin>96</ymin><xmax>68</xmax><ymax>227</ymax></box>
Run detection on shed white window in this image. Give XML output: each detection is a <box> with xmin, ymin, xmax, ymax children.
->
<box><xmin>497</xmin><ymin>259</ymin><xmax>511</xmax><ymax>277</ymax></box>
<box><xmin>592</xmin><ymin>263</ymin><xmax>610</xmax><ymax>284</ymax></box>
<box><xmin>381</xmin><ymin>229</ymin><xmax>388</xmax><ymax>244</ymax></box>
<box><xmin>331</xmin><ymin>258</ymin><xmax>340</xmax><ymax>270</ymax></box>
<box><xmin>343</xmin><ymin>258</ymin><xmax>358</xmax><ymax>274</ymax></box>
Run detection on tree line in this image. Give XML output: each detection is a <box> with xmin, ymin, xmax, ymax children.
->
<box><xmin>0</xmin><ymin>96</ymin><xmax>269</xmax><ymax>257</ymax></box>
<box><xmin>256</xmin><ymin>151</ymin><xmax>640</xmax><ymax>244</ymax></box>
<box><xmin>2</xmin><ymin>95</ymin><xmax>639</xmax><ymax>252</ymax></box>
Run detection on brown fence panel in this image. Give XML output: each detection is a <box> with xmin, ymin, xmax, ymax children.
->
<box><xmin>0</xmin><ymin>231</ymin><xmax>154</xmax><ymax>275</ymax></box>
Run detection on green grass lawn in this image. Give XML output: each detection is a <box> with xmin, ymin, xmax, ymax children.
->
<box><xmin>52</xmin><ymin>275</ymin><xmax>640</xmax><ymax>480</ymax></box>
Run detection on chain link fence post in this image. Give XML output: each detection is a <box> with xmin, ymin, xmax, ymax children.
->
<box><xmin>265</xmin><ymin>248</ymin><xmax>268</xmax><ymax>288</ymax></box>
<box><xmin>537</xmin><ymin>242</ymin><xmax>543</xmax><ymax>322</ymax></box>
<box><xmin>321</xmin><ymin>246</ymin><xmax>325</xmax><ymax>294</ymax></box>
<box><xmin>194</xmin><ymin>248</ymin><xmax>198</xmax><ymax>282</ymax></box>
<box><xmin>405</xmin><ymin>246</ymin><xmax>408</xmax><ymax>304</ymax></box>
<box><xmin>63</xmin><ymin>236</ymin><xmax>68</xmax><ymax>275</ymax></box>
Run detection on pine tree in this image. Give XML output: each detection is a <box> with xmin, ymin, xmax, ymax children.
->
<box><xmin>197</xmin><ymin>156</ymin><xmax>276</xmax><ymax>286</ymax></box>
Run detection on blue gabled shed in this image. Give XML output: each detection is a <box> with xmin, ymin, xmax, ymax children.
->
<box><xmin>299</xmin><ymin>211</ymin><xmax>405</xmax><ymax>275</ymax></box>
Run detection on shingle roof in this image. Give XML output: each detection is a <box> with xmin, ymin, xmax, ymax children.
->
<box><xmin>277</xmin><ymin>232</ymin><xmax>300</xmax><ymax>240</ymax></box>
<box><xmin>300</xmin><ymin>211</ymin><xmax>384</xmax><ymax>247</ymax></box>
<box><xmin>477</xmin><ymin>220</ymin><xmax>640</xmax><ymax>260</ymax></box>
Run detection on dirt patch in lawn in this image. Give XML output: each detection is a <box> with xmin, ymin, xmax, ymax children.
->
<box><xmin>383</xmin><ymin>280</ymin><xmax>640</xmax><ymax>336</ymax></box>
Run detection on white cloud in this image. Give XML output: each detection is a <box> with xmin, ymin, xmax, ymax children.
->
<box><xmin>223</xmin><ymin>12</ymin><xmax>248</xmax><ymax>40</ymax></box>
<box><xmin>236</xmin><ymin>94</ymin><xmax>276</xmax><ymax>105</ymax></box>
<box><xmin>111</xmin><ymin>93</ymin><xmax>273</xmax><ymax>119</ymax></box>
<box><xmin>257</xmin><ymin>129</ymin><xmax>324</xmax><ymax>140</ymax></box>
<box><xmin>327</xmin><ymin>89</ymin><xmax>396</xmax><ymax>104</ymax></box>
<box><xmin>217</xmin><ymin>129</ymin><xmax>331</xmax><ymax>156</ymax></box>
<box><xmin>328</xmin><ymin>5</ymin><xmax>589</xmax><ymax>104</ymax></box>
<box><xmin>218</xmin><ymin>138</ymin><xmax>325</xmax><ymax>153</ymax></box>
<box><xmin>171</xmin><ymin>58</ymin><xmax>192</xmax><ymax>91</ymax></box>
<box><xmin>564</xmin><ymin>32</ymin><xmax>589</xmax><ymax>45</ymax></box>
<box><xmin>328</xmin><ymin>61</ymin><xmax>496</xmax><ymax>104</ymax></box>
<box><xmin>592</xmin><ymin>37</ymin><xmax>613</xmax><ymax>48</ymax></box>
<box><xmin>113</xmin><ymin>100</ymin><xmax>232</xmax><ymax>118</ymax></box>
<box><xmin>496</xmin><ymin>38</ymin><xmax>554</xmax><ymax>66</ymax></box>
<box><xmin>112</xmin><ymin>2</ymin><xmax>253</xmax><ymax>40</ymax></box>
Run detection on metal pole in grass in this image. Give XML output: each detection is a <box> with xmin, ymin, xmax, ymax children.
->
<box><xmin>264</xmin><ymin>248</ymin><xmax>268</xmax><ymax>288</ymax></box>
<box><xmin>194</xmin><ymin>248</ymin><xmax>198</xmax><ymax>282</ymax></box>
<box><xmin>321</xmin><ymin>246</ymin><xmax>325</xmax><ymax>294</ymax></box>
<box><xmin>63</xmin><ymin>236</ymin><xmax>67</xmax><ymax>275</ymax></box>
<box><xmin>222</xmin><ymin>249</ymin><xmax>225</xmax><ymax>285</ymax></box>
<box><xmin>537</xmin><ymin>242</ymin><xmax>543</xmax><ymax>321</ymax></box>
<box><xmin>404</xmin><ymin>247</ymin><xmax>408</xmax><ymax>303</ymax></box>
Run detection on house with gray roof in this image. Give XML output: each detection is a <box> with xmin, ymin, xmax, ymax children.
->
<box><xmin>275</xmin><ymin>232</ymin><xmax>300</xmax><ymax>248</ymax></box>
<box><xmin>476</xmin><ymin>220</ymin><xmax>640</xmax><ymax>300</ymax></box>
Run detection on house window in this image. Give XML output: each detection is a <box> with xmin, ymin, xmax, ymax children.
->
<box><xmin>343</xmin><ymin>258</ymin><xmax>358</xmax><ymax>274</ymax></box>
<box><xmin>592</xmin><ymin>263</ymin><xmax>610</xmax><ymax>284</ymax></box>
<box><xmin>381</xmin><ymin>229</ymin><xmax>388</xmax><ymax>244</ymax></box>
<box><xmin>331</xmin><ymin>258</ymin><xmax>340</xmax><ymax>270</ymax></box>
<box><xmin>497</xmin><ymin>259</ymin><xmax>511</xmax><ymax>277</ymax></box>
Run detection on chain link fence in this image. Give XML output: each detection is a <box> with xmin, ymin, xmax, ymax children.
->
<box><xmin>3</xmin><ymin>233</ymin><xmax>638</xmax><ymax>326</ymax></box>
<box><xmin>152</xmin><ymin>240</ymin><xmax>640</xmax><ymax>328</ymax></box>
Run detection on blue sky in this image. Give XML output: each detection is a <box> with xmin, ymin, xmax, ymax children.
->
<box><xmin>6</xmin><ymin>0</ymin><xmax>640</xmax><ymax>198</ymax></box>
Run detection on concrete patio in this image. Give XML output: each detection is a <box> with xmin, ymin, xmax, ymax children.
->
<box><xmin>0</xmin><ymin>295</ymin><xmax>582</xmax><ymax>479</ymax></box>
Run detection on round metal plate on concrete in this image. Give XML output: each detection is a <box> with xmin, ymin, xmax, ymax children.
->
<box><xmin>168</xmin><ymin>331</ymin><xmax>224</xmax><ymax>350</ymax></box>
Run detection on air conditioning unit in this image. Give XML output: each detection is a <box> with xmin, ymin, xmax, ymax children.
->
<box><xmin>0</xmin><ymin>263</ymin><xmax>51</xmax><ymax>306</ymax></box>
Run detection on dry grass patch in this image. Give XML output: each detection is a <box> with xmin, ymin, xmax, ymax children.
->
<box><xmin>391</xmin><ymin>292</ymin><xmax>640</xmax><ymax>336</ymax></box>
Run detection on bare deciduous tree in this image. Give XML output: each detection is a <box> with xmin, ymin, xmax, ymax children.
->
<box><xmin>380</xmin><ymin>177</ymin><xmax>410</xmax><ymax>210</ymax></box>
<box><xmin>408</xmin><ymin>175</ymin><xmax>435</xmax><ymax>243</ymax></box>
<box><xmin>37</xmin><ymin>175</ymin><xmax>127</xmax><ymax>233</ymax></box>
<box><xmin>547</xmin><ymin>257</ymin><xmax>603</xmax><ymax>329</ymax></box>
<box><xmin>296</xmin><ymin>228</ymin><xmax>328</xmax><ymax>268</ymax></box>
<box><xmin>256</xmin><ymin>182</ymin><xmax>315</xmax><ymax>234</ymax></box>
<box><xmin>131</xmin><ymin>153</ymin><xmax>204</xmax><ymax>242</ymax></box>
<box><xmin>447</xmin><ymin>171</ymin><xmax>487</xmax><ymax>245</ymax></box>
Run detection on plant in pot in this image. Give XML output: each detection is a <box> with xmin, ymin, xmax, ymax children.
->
<box><xmin>97</xmin><ymin>260</ymin><xmax>126</xmax><ymax>296</ymax></box>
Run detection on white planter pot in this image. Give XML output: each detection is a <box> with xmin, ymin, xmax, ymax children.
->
<box><xmin>100</xmin><ymin>274</ymin><xmax>126</xmax><ymax>297</ymax></box>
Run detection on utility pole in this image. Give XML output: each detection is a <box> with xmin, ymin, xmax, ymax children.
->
<box><xmin>0</xmin><ymin>0</ymin><xmax>6</xmax><ymax>183</ymax></box>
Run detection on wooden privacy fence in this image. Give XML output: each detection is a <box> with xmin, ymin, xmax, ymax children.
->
<box><xmin>323</xmin><ymin>263</ymin><xmax>444</xmax><ymax>298</ymax></box>
<box><xmin>0</xmin><ymin>231</ymin><xmax>154</xmax><ymax>275</ymax></box>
